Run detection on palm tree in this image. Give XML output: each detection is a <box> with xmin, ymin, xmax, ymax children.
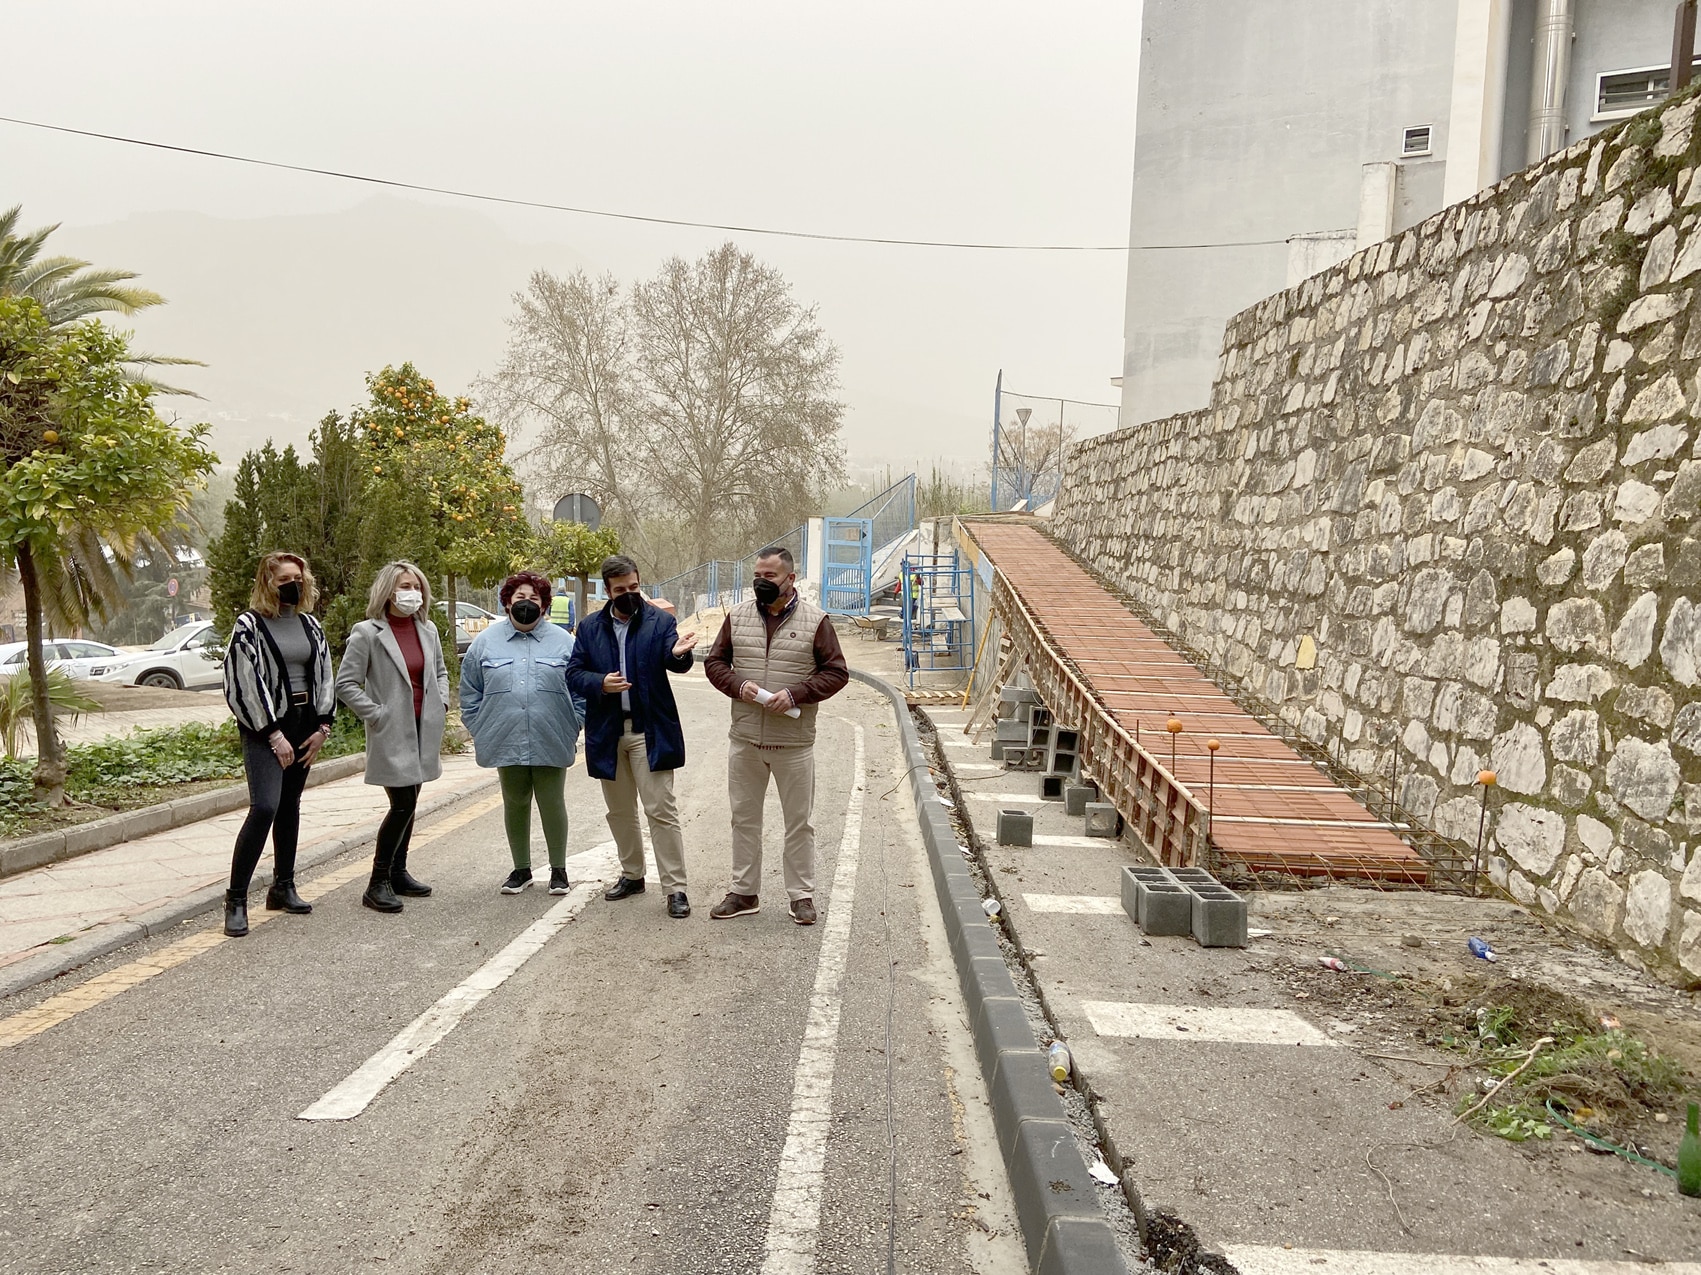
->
<box><xmin>0</xmin><ymin>204</ymin><xmax>164</xmax><ymax>325</ymax></box>
<box><xmin>0</xmin><ymin>205</ymin><xmax>199</xmax><ymax>392</ymax></box>
<box><xmin>0</xmin><ymin>210</ymin><xmax>208</xmax><ymax>799</ymax></box>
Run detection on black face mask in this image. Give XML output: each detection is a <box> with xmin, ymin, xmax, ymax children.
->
<box><xmin>277</xmin><ymin>581</ymin><xmax>302</xmax><ymax>608</ymax></box>
<box><xmin>611</xmin><ymin>591</ymin><xmax>642</xmax><ymax>619</ymax></box>
<box><xmin>510</xmin><ymin>600</ymin><xmax>542</xmax><ymax>626</ymax></box>
<box><xmin>752</xmin><ymin>579</ymin><xmax>782</xmax><ymax>608</ymax></box>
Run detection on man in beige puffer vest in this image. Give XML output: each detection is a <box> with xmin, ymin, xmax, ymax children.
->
<box><xmin>703</xmin><ymin>546</ymin><xmax>849</xmax><ymax>924</ymax></box>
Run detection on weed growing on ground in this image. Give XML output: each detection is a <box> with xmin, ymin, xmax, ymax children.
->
<box><xmin>1447</xmin><ymin>982</ymin><xmax>1690</xmax><ymax>1146</ymax></box>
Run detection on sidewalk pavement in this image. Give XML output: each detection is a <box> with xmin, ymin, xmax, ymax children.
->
<box><xmin>0</xmin><ymin>753</ymin><xmax>492</xmax><ymax>975</ymax></box>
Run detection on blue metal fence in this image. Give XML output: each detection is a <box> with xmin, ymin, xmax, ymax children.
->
<box><xmin>649</xmin><ymin>475</ymin><xmax>917</xmax><ymax>618</ymax></box>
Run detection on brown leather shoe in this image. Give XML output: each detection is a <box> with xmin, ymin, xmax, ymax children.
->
<box><xmin>790</xmin><ymin>897</ymin><xmax>817</xmax><ymax>926</ymax></box>
<box><xmin>710</xmin><ymin>892</ymin><xmax>760</xmax><ymax>920</ymax></box>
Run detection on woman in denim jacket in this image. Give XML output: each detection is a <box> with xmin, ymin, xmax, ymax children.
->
<box><xmin>460</xmin><ymin>571</ymin><xmax>587</xmax><ymax>895</ymax></box>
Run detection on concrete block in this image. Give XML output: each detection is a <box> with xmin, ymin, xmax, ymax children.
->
<box><xmin>1006</xmin><ymin>1119</ymin><xmax>1102</xmax><ymax>1269</ymax></box>
<box><xmin>1053</xmin><ymin>728</ymin><xmax>1080</xmax><ymax>754</ymax></box>
<box><xmin>1036</xmin><ymin>1218</ymin><xmax>1131</xmax><ymax>1275</ymax></box>
<box><xmin>990</xmin><ymin>739</ymin><xmax>1006</xmax><ymax>760</ymax></box>
<box><xmin>1016</xmin><ymin>703</ymin><xmax>1034</xmax><ymax>723</ymax></box>
<box><xmin>1040</xmin><ymin>774</ymin><xmax>1065</xmax><ymax>801</ymax></box>
<box><xmin>987</xmin><ymin>1049</ymin><xmax>1063</xmax><ymax>1159</ymax></box>
<box><xmin>1063</xmin><ymin>783</ymin><xmax>1095</xmax><ymax>816</ymax></box>
<box><xmin>0</xmin><ymin>832</ymin><xmax>66</xmax><ymax>879</ymax></box>
<box><xmin>960</xmin><ymin>955</ymin><xmax>1013</xmax><ymax>1018</ymax></box>
<box><xmin>119</xmin><ymin>803</ymin><xmax>176</xmax><ymax>842</ymax></box>
<box><xmin>1000</xmin><ymin>685</ymin><xmax>1039</xmax><ymax>707</ymax></box>
<box><xmin>1139</xmin><ymin>880</ymin><xmax>1193</xmax><ymax>936</ymax></box>
<box><xmin>1168</xmin><ymin>866</ymin><xmax>1215</xmax><ymax>889</ymax></box>
<box><xmin>1083</xmin><ymin>802</ymin><xmax>1119</xmax><ymax>838</ymax></box>
<box><xmin>1006</xmin><ymin>746</ymin><xmax>1045</xmax><ymax>772</ymax></box>
<box><xmin>1030</xmin><ymin>707</ymin><xmax>1053</xmax><ymax>730</ymax></box>
<box><xmin>1028</xmin><ymin>725</ymin><xmax>1051</xmax><ymax>749</ymax></box>
<box><xmin>1188</xmin><ymin>883</ymin><xmax>1249</xmax><ymax>948</ymax></box>
<box><xmin>1118</xmin><ymin>865</ymin><xmax>1173</xmax><ymax>925</ymax></box>
<box><xmin>1046</xmin><ymin>748</ymin><xmax>1077</xmax><ymax>776</ymax></box>
<box><xmin>995</xmin><ymin>718</ymin><xmax>1028</xmax><ymax>743</ymax></box>
<box><xmin>60</xmin><ymin>820</ymin><xmax>119</xmax><ymax>858</ymax></box>
<box><xmin>973</xmin><ymin>996</ymin><xmax>1040</xmax><ymax>1088</ymax></box>
<box><xmin>998</xmin><ymin>809</ymin><xmax>1034</xmax><ymax>846</ymax></box>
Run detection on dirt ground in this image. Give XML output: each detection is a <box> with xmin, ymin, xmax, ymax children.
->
<box><xmin>1248</xmin><ymin>885</ymin><xmax>1700</xmax><ymax>1167</ymax></box>
<box><xmin>79</xmin><ymin>681</ymin><xmax>216</xmax><ymax>712</ymax></box>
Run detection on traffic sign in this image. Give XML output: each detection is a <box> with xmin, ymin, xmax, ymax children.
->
<box><xmin>167</xmin><ymin>578</ymin><xmax>179</xmax><ymax>598</ymax></box>
<box><xmin>552</xmin><ymin>493</ymin><xmax>602</xmax><ymax>530</ymax></box>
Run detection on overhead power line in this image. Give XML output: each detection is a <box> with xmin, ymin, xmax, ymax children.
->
<box><xmin>0</xmin><ymin>114</ymin><xmax>1308</xmax><ymax>254</ymax></box>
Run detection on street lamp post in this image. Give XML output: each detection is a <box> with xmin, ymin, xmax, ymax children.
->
<box><xmin>1014</xmin><ymin>407</ymin><xmax>1032</xmax><ymax>506</ymax></box>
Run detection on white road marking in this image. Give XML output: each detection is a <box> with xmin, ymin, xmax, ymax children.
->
<box><xmin>1083</xmin><ymin>1000</ymin><xmax>1338</xmax><ymax>1048</ymax></box>
<box><xmin>1022</xmin><ymin>893</ymin><xmax>1123</xmax><ymax>915</ymax></box>
<box><xmin>949</xmin><ymin>763</ymin><xmax>1004</xmax><ymax>774</ymax></box>
<box><xmin>297</xmin><ymin>841</ymin><xmax>619</xmax><ymax>1121</ymax></box>
<box><xmin>761</xmin><ymin>724</ymin><xmax>867</xmax><ymax>1275</ymax></box>
<box><xmin>964</xmin><ymin>791</ymin><xmax>1046</xmax><ymax>803</ymax></box>
<box><xmin>1033</xmin><ymin>834</ymin><xmax>1113</xmax><ymax>849</ymax></box>
<box><xmin>1224</xmin><ymin>1248</ymin><xmax>1701</xmax><ymax>1275</ymax></box>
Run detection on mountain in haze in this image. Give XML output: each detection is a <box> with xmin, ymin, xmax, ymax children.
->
<box><xmin>53</xmin><ymin>197</ymin><xmax>595</xmax><ymax>463</ymax></box>
<box><xmin>47</xmin><ymin>197</ymin><xmax>1000</xmax><ymax>478</ymax></box>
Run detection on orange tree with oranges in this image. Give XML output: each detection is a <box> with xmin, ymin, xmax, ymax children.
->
<box><xmin>0</xmin><ymin>297</ymin><xmax>216</xmax><ymax>802</ymax></box>
<box><xmin>353</xmin><ymin>363</ymin><xmax>530</xmax><ymax>651</ymax></box>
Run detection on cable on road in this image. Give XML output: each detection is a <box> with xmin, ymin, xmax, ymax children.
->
<box><xmin>0</xmin><ymin>113</ymin><xmax>1328</xmax><ymax>254</ymax></box>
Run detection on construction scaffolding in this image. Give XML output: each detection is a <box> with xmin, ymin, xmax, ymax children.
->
<box><xmin>898</xmin><ymin>550</ymin><xmax>976</xmax><ymax>690</ymax></box>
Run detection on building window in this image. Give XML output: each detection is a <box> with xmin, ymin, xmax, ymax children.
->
<box><xmin>1401</xmin><ymin>126</ymin><xmax>1433</xmax><ymax>157</ymax></box>
<box><xmin>1596</xmin><ymin>60</ymin><xmax>1701</xmax><ymax>121</ymax></box>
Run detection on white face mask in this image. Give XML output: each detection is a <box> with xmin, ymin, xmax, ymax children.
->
<box><xmin>392</xmin><ymin>588</ymin><xmax>424</xmax><ymax>616</ymax></box>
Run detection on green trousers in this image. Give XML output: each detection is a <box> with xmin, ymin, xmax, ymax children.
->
<box><xmin>497</xmin><ymin>765</ymin><xmax>569</xmax><ymax>870</ymax></box>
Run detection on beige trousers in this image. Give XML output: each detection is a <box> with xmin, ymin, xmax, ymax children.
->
<box><xmin>728</xmin><ymin>738</ymin><xmax>816</xmax><ymax>902</ymax></box>
<box><xmin>600</xmin><ymin>730</ymin><xmax>688</xmax><ymax>892</ymax></box>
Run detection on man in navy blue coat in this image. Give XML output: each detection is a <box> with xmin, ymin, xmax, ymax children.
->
<box><xmin>566</xmin><ymin>555</ymin><xmax>698</xmax><ymax>918</ymax></box>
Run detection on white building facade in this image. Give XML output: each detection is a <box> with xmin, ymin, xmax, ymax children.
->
<box><xmin>1121</xmin><ymin>0</ymin><xmax>1684</xmax><ymax>426</ymax></box>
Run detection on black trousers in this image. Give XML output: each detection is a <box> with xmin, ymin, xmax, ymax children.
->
<box><xmin>228</xmin><ymin>705</ymin><xmax>320</xmax><ymax>894</ymax></box>
<box><xmin>375</xmin><ymin>783</ymin><xmax>421</xmax><ymax>875</ymax></box>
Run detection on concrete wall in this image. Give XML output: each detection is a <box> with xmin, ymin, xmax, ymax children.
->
<box><xmin>1067</xmin><ymin>87</ymin><xmax>1701</xmax><ymax>983</ymax></box>
<box><xmin>1121</xmin><ymin>0</ymin><xmax>1459</xmax><ymax>428</ymax></box>
<box><xmin>1567</xmin><ymin>0</ymin><xmax>1680</xmax><ymax>141</ymax></box>
<box><xmin>1124</xmin><ymin>0</ymin><xmax>1678</xmax><ymax>433</ymax></box>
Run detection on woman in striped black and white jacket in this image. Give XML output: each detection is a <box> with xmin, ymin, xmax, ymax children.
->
<box><xmin>220</xmin><ymin>551</ymin><xmax>338</xmax><ymax>938</ymax></box>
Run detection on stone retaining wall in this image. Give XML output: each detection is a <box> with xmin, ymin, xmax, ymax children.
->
<box><xmin>1056</xmin><ymin>89</ymin><xmax>1701</xmax><ymax>983</ymax></box>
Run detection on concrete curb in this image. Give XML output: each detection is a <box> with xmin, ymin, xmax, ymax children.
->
<box><xmin>0</xmin><ymin>753</ymin><xmax>370</xmax><ymax>881</ymax></box>
<box><xmin>848</xmin><ymin>669</ymin><xmax>1131</xmax><ymax>1275</ymax></box>
<box><xmin>0</xmin><ymin>771</ymin><xmax>500</xmax><ymax>1004</ymax></box>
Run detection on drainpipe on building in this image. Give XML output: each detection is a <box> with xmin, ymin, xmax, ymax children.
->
<box><xmin>1525</xmin><ymin>0</ymin><xmax>1572</xmax><ymax>164</ymax></box>
<box><xmin>1674</xmin><ymin>0</ymin><xmax>1698</xmax><ymax>94</ymax></box>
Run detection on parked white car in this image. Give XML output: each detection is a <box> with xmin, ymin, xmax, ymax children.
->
<box><xmin>0</xmin><ymin>638</ymin><xmax>129</xmax><ymax>680</ymax></box>
<box><xmin>436</xmin><ymin>601</ymin><xmax>497</xmax><ymax>654</ymax></box>
<box><xmin>88</xmin><ymin>621</ymin><xmax>225</xmax><ymax>690</ymax></box>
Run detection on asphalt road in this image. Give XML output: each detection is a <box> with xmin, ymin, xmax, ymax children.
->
<box><xmin>0</xmin><ymin>673</ymin><xmax>1027</xmax><ymax>1275</ymax></box>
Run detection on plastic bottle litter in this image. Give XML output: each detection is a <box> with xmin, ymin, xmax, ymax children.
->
<box><xmin>1318</xmin><ymin>956</ymin><xmax>1352</xmax><ymax>972</ymax></box>
<box><xmin>1679</xmin><ymin>1102</ymin><xmax>1701</xmax><ymax>1198</ymax></box>
<box><xmin>1048</xmin><ymin>1040</ymin><xmax>1073</xmax><ymax>1083</ymax></box>
<box><xmin>1467</xmin><ymin>937</ymin><xmax>1497</xmax><ymax>962</ymax></box>
<box><xmin>981</xmin><ymin>897</ymin><xmax>1002</xmax><ymax>918</ymax></box>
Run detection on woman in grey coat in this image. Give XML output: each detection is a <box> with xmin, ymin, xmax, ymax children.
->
<box><xmin>335</xmin><ymin>561</ymin><xmax>451</xmax><ymax>914</ymax></box>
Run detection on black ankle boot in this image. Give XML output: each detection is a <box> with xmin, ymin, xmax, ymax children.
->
<box><xmin>390</xmin><ymin>848</ymin><xmax>431</xmax><ymax>897</ymax></box>
<box><xmin>362</xmin><ymin>876</ymin><xmax>403</xmax><ymax>913</ymax></box>
<box><xmin>265</xmin><ymin>878</ymin><xmax>312</xmax><ymax>914</ymax></box>
<box><xmin>224</xmin><ymin>890</ymin><xmax>249</xmax><ymax>937</ymax></box>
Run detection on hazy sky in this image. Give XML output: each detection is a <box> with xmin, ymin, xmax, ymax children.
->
<box><xmin>2</xmin><ymin>1</ymin><xmax>1140</xmax><ymax>474</ymax></box>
